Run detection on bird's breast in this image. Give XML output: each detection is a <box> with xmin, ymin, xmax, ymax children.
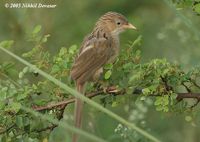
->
<box><xmin>107</xmin><ymin>36</ymin><xmax>120</xmax><ymax>63</ymax></box>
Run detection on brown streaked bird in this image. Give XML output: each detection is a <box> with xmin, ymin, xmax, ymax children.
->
<box><xmin>70</xmin><ymin>11</ymin><xmax>136</xmax><ymax>142</ymax></box>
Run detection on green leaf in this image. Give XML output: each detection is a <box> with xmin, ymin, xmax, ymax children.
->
<box><xmin>142</xmin><ymin>88</ymin><xmax>151</xmax><ymax>95</ymax></box>
<box><xmin>154</xmin><ymin>97</ymin><xmax>162</xmax><ymax>106</ymax></box>
<box><xmin>51</xmin><ymin>65</ymin><xmax>60</xmax><ymax>74</ymax></box>
<box><xmin>129</xmin><ymin>72</ymin><xmax>142</xmax><ymax>83</ymax></box>
<box><xmin>104</xmin><ymin>63</ymin><xmax>113</xmax><ymax>70</ymax></box>
<box><xmin>10</xmin><ymin>102</ymin><xmax>21</xmax><ymax>113</ymax></box>
<box><xmin>140</xmin><ymin>96</ymin><xmax>146</xmax><ymax>101</ymax></box>
<box><xmin>22</xmin><ymin>66</ymin><xmax>29</xmax><ymax>73</ymax></box>
<box><xmin>193</xmin><ymin>3</ymin><xmax>200</xmax><ymax>14</ymax></box>
<box><xmin>0</xmin><ymin>88</ymin><xmax>7</xmax><ymax>101</ymax></box>
<box><xmin>112</xmin><ymin>101</ymin><xmax>118</xmax><ymax>107</ymax></box>
<box><xmin>163</xmin><ymin>95</ymin><xmax>169</xmax><ymax>105</ymax></box>
<box><xmin>135</xmin><ymin>49</ymin><xmax>141</xmax><ymax>56</ymax></box>
<box><xmin>171</xmin><ymin>93</ymin><xmax>178</xmax><ymax>100</ymax></box>
<box><xmin>19</xmin><ymin>72</ymin><xmax>24</xmax><ymax>79</ymax></box>
<box><xmin>59</xmin><ymin>47</ymin><xmax>68</xmax><ymax>56</ymax></box>
<box><xmin>23</xmin><ymin>117</ymin><xmax>30</xmax><ymax>126</ymax></box>
<box><xmin>69</xmin><ymin>45</ymin><xmax>77</xmax><ymax>54</ymax></box>
<box><xmin>41</xmin><ymin>34</ymin><xmax>50</xmax><ymax>43</ymax></box>
<box><xmin>17</xmin><ymin>93</ymin><xmax>28</xmax><ymax>101</ymax></box>
<box><xmin>0</xmin><ymin>40</ymin><xmax>14</xmax><ymax>48</ymax></box>
<box><xmin>17</xmin><ymin>87</ymin><xmax>31</xmax><ymax>101</ymax></box>
<box><xmin>104</xmin><ymin>70</ymin><xmax>112</xmax><ymax>80</ymax></box>
<box><xmin>122</xmin><ymin>62</ymin><xmax>133</xmax><ymax>70</ymax></box>
<box><xmin>185</xmin><ymin>115</ymin><xmax>192</xmax><ymax>122</ymax></box>
<box><xmin>163</xmin><ymin>106</ymin><xmax>169</xmax><ymax>112</ymax></box>
<box><xmin>16</xmin><ymin>116</ymin><xmax>23</xmax><ymax>128</ymax></box>
<box><xmin>156</xmin><ymin>105</ymin><xmax>163</xmax><ymax>111</ymax></box>
<box><xmin>32</xmin><ymin>25</ymin><xmax>42</xmax><ymax>34</ymax></box>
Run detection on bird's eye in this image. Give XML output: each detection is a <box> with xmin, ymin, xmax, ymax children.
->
<box><xmin>117</xmin><ymin>22</ymin><xmax>121</xmax><ymax>25</ymax></box>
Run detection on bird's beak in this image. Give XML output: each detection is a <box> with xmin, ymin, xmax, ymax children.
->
<box><xmin>124</xmin><ymin>23</ymin><xmax>137</xmax><ymax>30</ymax></box>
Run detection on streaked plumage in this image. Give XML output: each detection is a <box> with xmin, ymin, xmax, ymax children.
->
<box><xmin>70</xmin><ymin>11</ymin><xmax>136</xmax><ymax>142</ymax></box>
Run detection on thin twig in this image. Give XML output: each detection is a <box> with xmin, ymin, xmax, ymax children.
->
<box><xmin>192</xmin><ymin>80</ymin><xmax>200</xmax><ymax>90</ymax></box>
<box><xmin>181</xmin><ymin>82</ymin><xmax>191</xmax><ymax>93</ymax></box>
<box><xmin>191</xmin><ymin>99</ymin><xmax>200</xmax><ymax>109</ymax></box>
<box><xmin>0</xmin><ymin>124</ymin><xmax>15</xmax><ymax>134</ymax></box>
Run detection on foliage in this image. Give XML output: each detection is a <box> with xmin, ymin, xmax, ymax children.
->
<box><xmin>0</xmin><ymin>20</ymin><xmax>200</xmax><ymax>142</ymax></box>
<box><xmin>0</xmin><ymin>26</ymin><xmax>83</xmax><ymax>142</ymax></box>
<box><xmin>1</xmin><ymin>0</ymin><xmax>200</xmax><ymax>142</ymax></box>
<box><xmin>172</xmin><ymin>0</ymin><xmax>200</xmax><ymax>15</ymax></box>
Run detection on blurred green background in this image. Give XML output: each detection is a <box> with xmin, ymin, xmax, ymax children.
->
<box><xmin>0</xmin><ymin>0</ymin><xmax>200</xmax><ymax>142</ymax></box>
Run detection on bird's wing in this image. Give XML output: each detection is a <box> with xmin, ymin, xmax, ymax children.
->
<box><xmin>71</xmin><ymin>37</ymin><xmax>113</xmax><ymax>84</ymax></box>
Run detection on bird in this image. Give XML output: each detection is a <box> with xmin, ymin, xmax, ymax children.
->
<box><xmin>70</xmin><ymin>11</ymin><xmax>136</xmax><ymax>142</ymax></box>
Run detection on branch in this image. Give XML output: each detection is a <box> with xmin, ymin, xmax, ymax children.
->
<box><xmin>176</xmin><ymin>93</ymin><xmax>200</xmax><ymax>101</ymax></box>
<box><xmin>1</xmin><ymin>88</ymin><xmax>197</xmax><ymax>136</ymax></box>
<box><xmin>191</xmin><ymin>80</ymin><xmax>200</xmax><ymax>90</ymax></box>
<box><xmin>32</xmin><ymin>86</ymin><xmax>200</xmax><ymax>111</ymax></box>
<box><xmin>32</xmin><ymin>90</ymin><xmax>105</xmax><ymax>111</ymax></box>
<box><xmin>181</xmin><ymin>83</ymin><xmax>191</xmax><ymax>93</ymax></box>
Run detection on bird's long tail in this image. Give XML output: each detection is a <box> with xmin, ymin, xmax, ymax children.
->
<box><xmin>72</xmin><ymin>83</ymin><xmax>85</xmax><ymax>142</ymax></box>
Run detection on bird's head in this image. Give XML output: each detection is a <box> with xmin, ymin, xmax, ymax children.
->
<box><xmin>96</xmin><ymin>12</ymin><xmax>137</xmax><ymax>36</ymax></box>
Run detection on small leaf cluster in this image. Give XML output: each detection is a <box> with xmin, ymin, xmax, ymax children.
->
<box><xmin>114</xmin><ymin>123</ymin><xmax>149</xmax><ymax>142</ymax></box>
<box><xmin>0</xmin><ymin>26</ymin><xmax>78</xmax><ymax>141</ymax></box>
<box><xmin>172</xmin><ymin>0</ymin><xmax>200</xmax><ymax>15</ymax></box>
<box><xmin>129</xmin><ymin>58</ymin><xmax>200</xmax><ymax>112</ymax></box>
